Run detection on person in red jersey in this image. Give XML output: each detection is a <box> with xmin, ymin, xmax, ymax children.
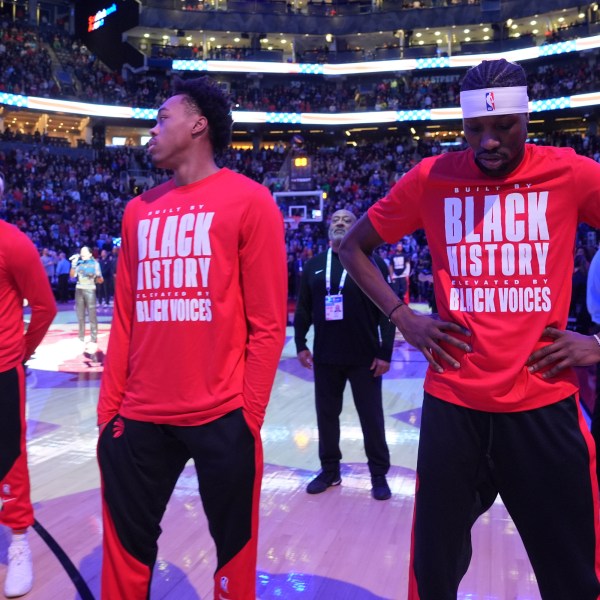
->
<box><xmin>339</xmin><ymin>59</ymin><xmax>600</xmax><ymax>600</ymax></box>
<box><xmin>0</xmin><ymin>171</ymin><xmax>57</xmax><ymax>598</ymax></box>
<box><xmin>97</xmin><ymin>76</ymin><xmax>287</xmax><ymax>600</ymax></box>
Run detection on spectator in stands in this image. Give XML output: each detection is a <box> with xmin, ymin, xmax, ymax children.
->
<box><xmin>389</xmin><ymin>240</ymin><xmax>411</xmax><ymax>301</ymax></box>
<box><xmin>54</xmin><ymin>251</ymin><xmax>71</xmax><ymax>303</ymax></box>
<box><xmin>39</xmin><ymin>247</ymin><xmax>55</xmax><ymax>289</ymax></box>
<box><xmin>96</xmin><ymin>248</ymin><xmax>114</xmax><ymax>307</ymax></box>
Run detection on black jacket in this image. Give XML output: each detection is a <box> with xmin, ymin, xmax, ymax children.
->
<box><xmin>294</xmin><ymin>249</ymin><xmax>395</xmax><ymax>366</ymax></box>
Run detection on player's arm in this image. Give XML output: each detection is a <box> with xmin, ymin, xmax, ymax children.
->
<box><xmin>240</xmin><ymin>188</ymin><xmax>288</xmax><ymax>430</ymax></box>
<box><xmin>528</xmin><ymin>327</ymin><xmax>600</xmax><ymax>377</ymax></box>
<box><xmin>97</xmin><ymin>209</ymin><xmax>135</xmax><ymax>426</ymax></box>
<box><xmin>13</xmin><ymin>237</ymin><xmax>57</xmax><ymax>360</ymax></box>
<box><xmin>339</xmin><ymin>214</ymin><xmax>470</xmax><ymax>373</ymax></box>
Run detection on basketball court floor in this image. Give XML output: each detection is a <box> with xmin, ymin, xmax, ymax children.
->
<box><xmin>0</xmin><ymin>302</ymin><xmax>550</xmax><ymax>599</ymax></box>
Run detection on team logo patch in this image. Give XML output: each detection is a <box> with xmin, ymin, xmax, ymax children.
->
<box><xmin>220</xmin><ymin>576</ymin><xmax>229</xmax><ymax>593</ymax></box>
<box><xmin>485</xmin><ymin>91</ymin><xmax>495</xmax><ymax>112</ymax></box>
<box><xmin>112</xmin><ymin>416</ymin><xmax>125</xmax><ymax>438</ymax></box>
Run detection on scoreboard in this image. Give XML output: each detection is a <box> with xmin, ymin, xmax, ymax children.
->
<box><xmin>290</xmin><ymin>152</ymin><xmax>313</xmax><ymax>191</ymax></box>
<box><xmin>74</xmin><ymin>0</ymin><xmax>140</xmax><ymax>70</ymax></box>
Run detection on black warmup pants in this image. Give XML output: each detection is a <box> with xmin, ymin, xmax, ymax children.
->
<box><xmin>409</xmin><ymin>393</ymin><xmax>600</xmax><ymax>600</ymax></box>
<box><xmin>97</xmin><ymin>408</ymin><xmax>262</xmax><ymax>600</ymax></box>
<box><xmin>313</xmin><ymin>362</ymin><xmax>390</xmax><ymax>477</ymax></box>
<box><xmin>0</xmin><ymin>366</ymin><xmax>33</xmax><ymax>530</ymax></box>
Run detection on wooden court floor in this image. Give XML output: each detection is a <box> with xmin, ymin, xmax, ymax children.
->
<box><xmin>0</xmin><ymin>303</ymin><xmax>546</xmax><ymax>599</ymax></box>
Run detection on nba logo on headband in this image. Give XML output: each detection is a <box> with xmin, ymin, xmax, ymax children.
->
<box><xmin>461</xmin><ymin>86</ymin><xmax>529</xmax><ymax>118</ymax></box>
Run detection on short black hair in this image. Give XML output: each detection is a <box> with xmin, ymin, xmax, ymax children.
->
<box><xmin>460</xmin><ymin>58</ymin><xmax>527</xmax><ymax>92</ymax></box>
<box><xmin>172</xmin><ymin>76</ymin><xmax>233</xmax><ymax>154</ymax></box>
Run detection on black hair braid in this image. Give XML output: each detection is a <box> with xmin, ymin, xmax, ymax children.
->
<box><xmin>460</xmin><ymin>58</ymin><xmax>527</xmax><ymax>91</ymax></box>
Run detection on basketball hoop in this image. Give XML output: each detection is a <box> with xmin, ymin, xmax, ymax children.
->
<box><xmin>291</xmin><ymin>214</ymin><xmax>302</xmax><ymax>230</ymax></box>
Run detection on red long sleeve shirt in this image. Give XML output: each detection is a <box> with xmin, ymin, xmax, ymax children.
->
<box><xmin>0</xmin><ymin>220</ymin><xmax>57</xmax><ymax>372</ymax></box>
<box><xmin>98</xmin><ymin>168</ymin><xmax>288</xmax><ymax>426</ymax></box>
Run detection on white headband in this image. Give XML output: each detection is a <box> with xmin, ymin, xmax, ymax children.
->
<box><xmin>460</xmin><ymin>86</ymin><xmax>529</xmax><ymax>118</ymax></box>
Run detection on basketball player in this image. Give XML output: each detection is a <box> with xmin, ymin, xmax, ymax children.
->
<box><xmin>97</xmin><ymin>76</ymin><xmax>287</xmax><ymax>599</ymax></box>
<box><xmin>339</xmin><ymin>58</ymin><xmax>600</xmax><ymax>599</ymax></box>
<box><xmin>0</xmin><ymin>171</ymin><xmax>57</xmax><ymax>598</ymax></box>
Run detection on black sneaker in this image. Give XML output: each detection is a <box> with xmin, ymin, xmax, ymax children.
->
<box><xmin>371</xmin><ymin>475</ymin><xmax>391</xmax><ymax>501</ymax></box>
<box><xmin>306</xmin><ymin>471</ymin><xmax>341</xmax><ymax>494</ymax></box>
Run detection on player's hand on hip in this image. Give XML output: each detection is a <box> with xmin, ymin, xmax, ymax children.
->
<box><xmin>391</xmin><ymin>307</ymin><xmax>471</xmax><ymax>373</ymax></box>
<box><xmin>527</xmin><ymin>326</ymin><xmax>600</xmax><ymax>377</ymax></box>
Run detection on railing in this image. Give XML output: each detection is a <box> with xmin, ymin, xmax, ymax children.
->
<box><xmin>144</xmin><ymin>0</ymin><xmax>480</xmax><ymax>16</ymax></box>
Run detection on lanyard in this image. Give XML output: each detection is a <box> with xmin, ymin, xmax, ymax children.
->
<box><xmin>325</xmin><ymin>248</ymin><xmax>347</xmax><ymax>295</ymax></box>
